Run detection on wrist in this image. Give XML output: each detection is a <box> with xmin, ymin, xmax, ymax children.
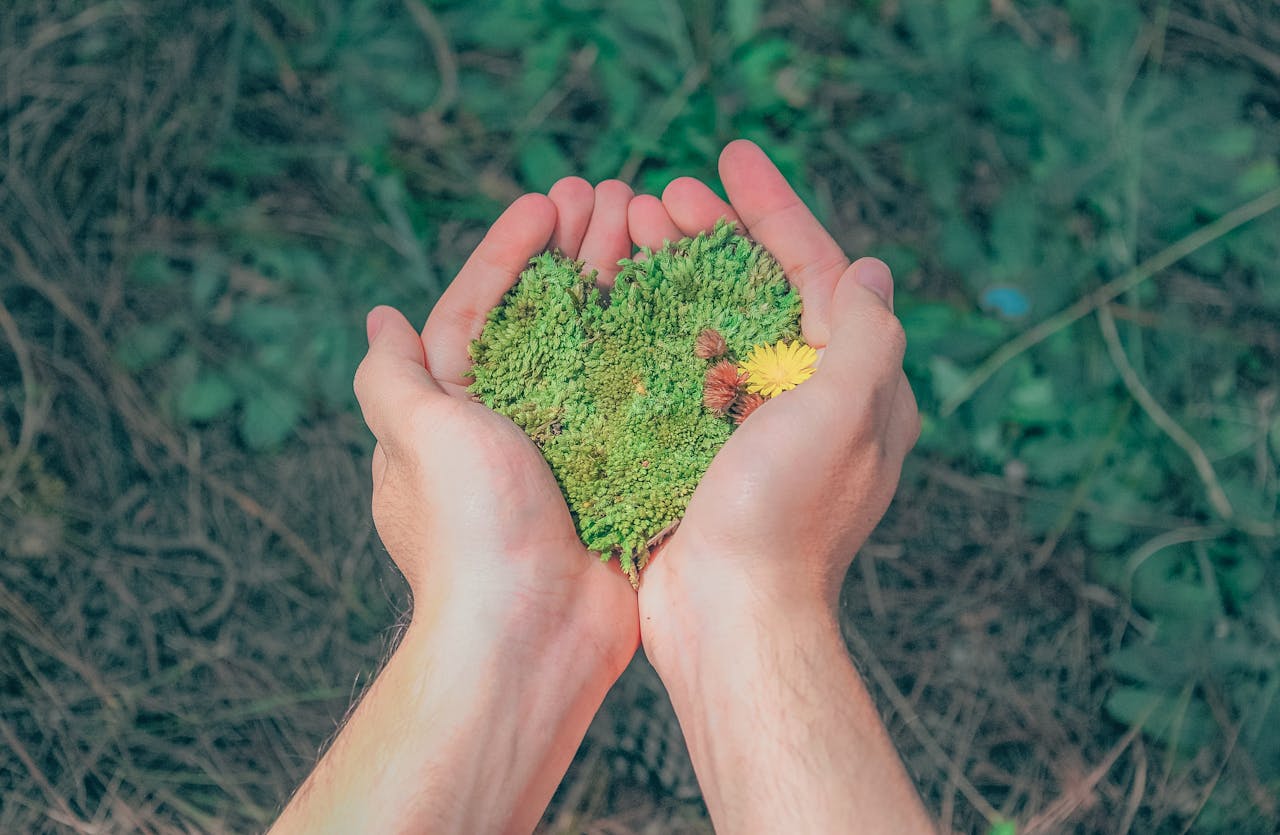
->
<box><xmin>406</xmin><ymin>549</ymin><xmax>637</xmax><ymax>681</ymax></box>
<box><xmin>646</xmin><ymin>589</ymin><xmax>845</xmax><ymax>704</ymax></box>
<box><xmin>640</xmin><ymin>574</ymin><xmax>937</xmax><ymax>835</ymax></box>
<box><xmin>640</xmin><ymin>543</ymin><xmax>840</xmax><ymax>682</ymax></box>
<box><xmin>404</xmin><ymin>582</ymin><xmax>630</xmax><ymax>697</ymax></box>
<box><xmin>386</xmin><ymin>595</ymin><xmax>631</xmax><ymax>833</ymax></box>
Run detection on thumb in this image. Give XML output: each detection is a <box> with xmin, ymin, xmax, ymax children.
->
<box><xmin>354</xmin><ymin>305</ymin><xmax>446</xmax><ymax>444</ymax></box>
<box><xmin>365</xmin><ymin>305</ymin><xmax>426</xmax><ymax>362</ymax></box>
<box><xmin>810</xmin><ymin>258</ymin><xmax>906</xmax><ymax>398</ymax></box>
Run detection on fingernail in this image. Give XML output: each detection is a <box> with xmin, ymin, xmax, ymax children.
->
<box><xmin>365</xmin><ymin>308</ymin><xmax>385</xmax><ymax>345</ymax></box>
<box><xmin>854</xmin><ymin>259</ymin><xmax>894</xmax><ymax>309</ymax></box>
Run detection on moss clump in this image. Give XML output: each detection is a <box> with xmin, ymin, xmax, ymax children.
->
<box><xmin>468</xmin><ymin>221</ymin><xmax>801</xmax><ymax>584</ymax></box>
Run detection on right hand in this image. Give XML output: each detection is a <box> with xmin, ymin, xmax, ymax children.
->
<box><xmin>628</xmin><ymin>141</ymin><xmax>921</xmax><ymax>665</ymax></box>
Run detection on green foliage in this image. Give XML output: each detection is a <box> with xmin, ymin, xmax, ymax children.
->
<box><xmin>836</xmin><ymin>7</ymin><xmax>1280</xmax><ymax>807</ymax></box>
<box><xmin>1100</xmin><ymin>536</ymin><xmax>1280</xmax><ymax>798</ymax></box>
<box><xmin>470</xmin><ymin>223</ymin><xmax>801</xmax><ymax>581</ymax></box>
<box><xmin>91</xmin><ymin>0</ymin><xmax>1280</xmax><ymax>827</ymax></box>
<box><xmin>114</xmin><ymin>0</ymin><xmax>461</xmax><ymax>448</ymax></box>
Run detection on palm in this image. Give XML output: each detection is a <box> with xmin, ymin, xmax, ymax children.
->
<box><xmin>417</xmin><ymin>180</ymin><xmax>640</xmax><ymax>642</ymax></box>
<box><xmin>627</xmin><ymin>141</ymin><xmax>873</xmax><ymax>615</ymax></box>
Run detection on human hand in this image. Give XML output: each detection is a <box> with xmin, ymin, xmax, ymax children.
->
<box><xmin>272</xmin><ymin>185</ymin><xmax>646</xmax><ymax>835</ymax></box>
<box><xmin>620</xmin><ymin>141</ymin><xmax>933</xmax><ymax>834</ymax></box>
<box><xmin>628</xmin><ymin>140</ymin><xmax>921</xmax><ymax>663</ymax></box>
<box><xmin>355</xmin><ymin>183</ymin><xmax>639</xmax><ymax>663</ymax></box>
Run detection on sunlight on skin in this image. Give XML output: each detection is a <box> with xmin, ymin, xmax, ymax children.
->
<box><xmin>273</xmin><ymin>144</ymin><xmax>931</xmax><ymax>834</ymax></box>
<box><xmin>627</xmin><ymin>193</ymin><xmax>682</xmax><ymax>250</ymax></box>
<box><xmin>626</xmin><ymin>140</ymin><xmax>933</xmax><ymax>834</ymax></box>
<box><xmin>576</xmin><ymin>179</ymin><xmax>634</xmax><ymax>287</ymax></box>
<box><xmin>547</xmin><ymin>176</ymin><xmax>594</xmax><ymax>258</ymax></box>
<box><xmin>271</xmin><ymin>188</ymin><xmax>641</xmax><ymax>835</ymax></box>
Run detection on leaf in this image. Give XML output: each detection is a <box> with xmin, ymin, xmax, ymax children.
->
<box><xmin>1104</xmin><ymin>684</ymin><xmax>1215</xmax><ymax>753</ymax></box>
<box><xmin>231</xmin><ymin>303</ymin><xmax>303</xmax><ymax>344</ymax></box>
<box><xmin>1017</xmin><ymin>434</ymin><xmax>1084</xmax><ymax>484</ymax></box>
<box><xmin>938</xmin><ymin>215</ymin><xmax>986</xmax><ymax>275</ymax></box>
<box><xmin>1131</xmin><ymin>548</ymin><xmax>1216</xmax><ymax>622</ymax></box>
<box><xmin>177</xmin><ymin>373</ymin><xmax>237</xmax><ymax>422</ymax></box>
<box><xmin>928</xmin><ymin>355</ymin><xmax>968</xmax><ymax>405</ymax></box>
<box><xmin>115</xmin><ymin>322</ymin><xmax>179</xmax><ymax>372</ymax></box>
<box><xmin>1008</xmin><ymin>377</ymin><xmax>1057</xmax><ymax>425</ymax></box>
<box><xmin>1084</xmin><ymin>513</ymin><xmax>1131</xmax><ymax>551</ymax></box>
<box><xmin>1235</xmin><ymin>159</ymin><xmax>1280</xmax><ymax>197</ymax></box>
<box><xmin>1216</xmin><ymin>552</ymin><xmax>1265</xmax><ymax>607</ymax></box>
<box><xmin>944</xmin><ymin>0</ymin><xmax>986</xmax><ymax>29</ymax></box>
<box><xmin>1203</xmin><ymin>126</ymin><xmax>1255</xmax><ymax>160</ymax></box>
<box><xmin>726</xmin><ymin>0</ymin><xmax>762</xmax><ymax>46</ymax></box>
<box><xmin>131</xmin><ymin>253</ymin><xmax>174</xmax><ymax>285</ymax></box>
<box><xmin>240</xmin><ymin>387</ymin><xmax>304</xmax><ymax>450</ymax></box>
<box><xmin>191</xmin><ymin>256</ymin><xmax>227</xmax><ymax>311</ymax></box>
<box><xmin>989</xmin><ymin>188</ymin><xmax>1037</xmax><ymax>276</ymax></box>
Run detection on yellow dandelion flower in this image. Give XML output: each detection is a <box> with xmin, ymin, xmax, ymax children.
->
<box><xmin>738</xmin><ymin>340</ymin><xmax>817</xmax><ymax>398</ymax></box>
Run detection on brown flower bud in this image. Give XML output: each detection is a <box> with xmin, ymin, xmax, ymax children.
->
<box><xmin>694</xmin><ymin>328</ymin><xmax>728</xmax><ymax>360</ymax></box>
<box><xmin>732</xmin><ymin>392</ymin><xmax>767</xmax><ymax>424</ymax></box>
<box><xmin>703</xmin><ymin>360</ymin><xmax>746</xmax><ymax>415</ymax></box>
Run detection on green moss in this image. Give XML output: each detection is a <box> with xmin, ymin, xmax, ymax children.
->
<box><xmin>469</xmin><ymin>221</ymin><xmax>801</xmax><ymax>584</ymax></box>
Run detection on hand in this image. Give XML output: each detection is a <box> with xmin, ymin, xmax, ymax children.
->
<box><xmin>625</xmin><ymin>140</ymin><xmax>933</xmax><ymax>834</ymax></box>
<box><xmin>628</xmin><ymin>139</ymin><xmax>920</xmax><ymax>666</ymax></box>
<box><xmin>358</xmin><ymin>185</ymin><xmax>639</xmax><ymax>655</ymax></box>
<box><xmin>272</xmin><ymin>185</ymin><xmax>644</xmax><ymax>835</ymax></box>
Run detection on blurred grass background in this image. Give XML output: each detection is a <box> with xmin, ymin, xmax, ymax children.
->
<box><xmin>2</xmin><ymin>0</ymin><xmax>1279</xmax><ymax>832</ymax></box>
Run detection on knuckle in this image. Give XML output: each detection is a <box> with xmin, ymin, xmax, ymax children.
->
<box><xmin>841</xmin><ymin>299</ymin><xmax>907</xmax><ymax>365</ymax></box>
<box><xmin>801</xmin><ymin>252</ymin><xmax>851</xmax><ymax>282</ymax></box>
<box><xmin>907</xmin><ymin>397</ymin><xmax>923</xmax><ymax>448</ymax></box>
<box><xmin>405</xmin><ymin>395</ymin><xmax>462</xmax><ymax>446</ymax></box>
<box><xmin>879</xmin><ymin>312</ymin><xmax>908</xmax><ymax>361</ymax></box>
<box><xmin>353</xmin><ymin>356</ymin><xmax>378</xmax><ymax>406</ymax></box>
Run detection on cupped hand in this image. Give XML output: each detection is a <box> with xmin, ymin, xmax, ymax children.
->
<box><xmin>354</xmin><ymin>185</ymin><xmax>638</xmax><ymax>665</ymax></box>
<box><xmin>629</xmin><ymin>141</ymin><xmax>920</xmax><ymax>663</ymax></box>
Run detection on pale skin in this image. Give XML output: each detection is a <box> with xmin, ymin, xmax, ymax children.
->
<box><xmin>269</xmin><ymin>140</ymin><xmax>934</xmax><ymax>834</ymax></box>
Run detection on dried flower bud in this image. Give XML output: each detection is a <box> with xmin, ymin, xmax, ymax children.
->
<box><xmin>693</xmin><ymin>328</ymin><xmax>728</xmax><ymax>360</ymax></box>
<box><xmin>703</xmin><ymin>360</ymin><xmax>746</xmax><ymax>415</ymax></box>
<box><xmin>732</xmin><ymin>392</ymin><xmax>767</xmax><ymax>424</ymax></box>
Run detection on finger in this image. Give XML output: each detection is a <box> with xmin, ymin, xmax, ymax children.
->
<box><xmin>548</xmin><ymin>177</ymin><xmax>594</xmax><ymax>259</ymax></box>
<box><xmin>371</xmin><ymin>442</ymin><xmax>388</xmax><ymax>490</ymax></box>
<box><xmin>808</xmin><ymin>259</ymin><xmax>904</xmax><ymax>402</ymax></box>
<box><xmin>661</xmin><ymin>176</ymin><xmax>739</xmax><ymax>236</ymax></box>
<box><xmin>578</xmin><ymin>179</ymin><xmax>633</xmax><ymax>287</ymax></box>
<box><xmin>848</xmin><ymin>256</ymin><xmax>894</xmax><ymax>312</ymax></box>
<box><xmin>423</xmin><ymin>193</ymin><xmax>556</xmax><ymax>391</ymax></box>
<box><xmin>628</xmin><ymin>194</ymin><xmax>683</xmax><ymax>251</ymax></box>
<box><xmin>885</xmin><ymin>371</ymin><xmax>921</xmax><ymax>463</ymax></box>
<box><xmin>719</xmin><ymin>139</ymin><xmax>849</xmax><ymax>346</ymax></box>
<box><xmin>355</xmin><ymin>306</ymin><xmax>447</xmax><ymax>446</ymax></box>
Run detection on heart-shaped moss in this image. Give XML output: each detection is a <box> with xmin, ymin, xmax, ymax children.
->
<box><xmin>468</xmin><ymin>221</ymin><xmax>801</xmax><ymax>585</ymax></box>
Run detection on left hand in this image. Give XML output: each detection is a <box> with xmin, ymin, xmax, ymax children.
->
<box><xmin>355</xmin><ymin>181</ymin><xmax>640</xmax><ymax>664</ymax></box>
<box><xmin>271</xmin><ymin>183</ymin><xmax>644</xmax><ymax>835</ymax></box>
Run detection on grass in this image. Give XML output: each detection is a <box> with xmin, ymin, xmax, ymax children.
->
<box><xmin>2</xmin><ymin>0</ymin><xmax>1279</xmax><ymax>832</ymax></box>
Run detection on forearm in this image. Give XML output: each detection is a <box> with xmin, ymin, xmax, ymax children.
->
<box><xmin>652</xmin><ymin>597</ymin><xmax>934</xmax><ymax>834</ymax></box>
<box><xmin>271</xmin><ymin>601</ymin><xmax>624</xmax><ymax>835</ymax></box>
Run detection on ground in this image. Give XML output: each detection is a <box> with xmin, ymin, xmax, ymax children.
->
<box><xmin>2</xmin><ymin>1</ymin><xmax>1278</xmax><ymax>833</ymax></box>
